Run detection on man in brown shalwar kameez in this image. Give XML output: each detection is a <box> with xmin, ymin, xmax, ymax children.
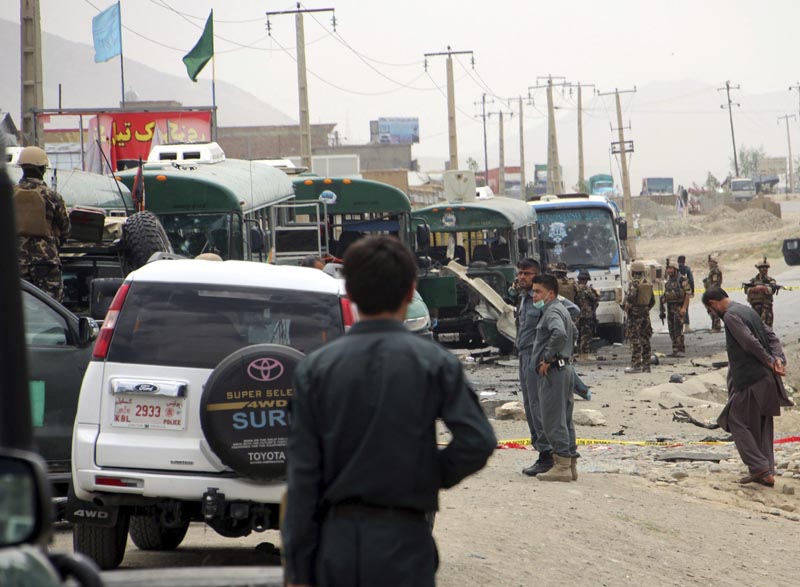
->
<box><xmin>702</xmin><ymin>287</ymin><xmax>792</xmax><ymax>487</ymax></box>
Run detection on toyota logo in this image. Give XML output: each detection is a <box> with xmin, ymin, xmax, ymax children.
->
<box><xmin>247</xmin><ymin>358</ymin><xmax>285</xmax><ymax>382</ymax></box>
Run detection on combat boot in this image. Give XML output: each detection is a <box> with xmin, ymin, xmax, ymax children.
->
<box><xmin>522</xmin><ymin>451</ymin><xmax>553</xmax><ymax>476</ymax></box>
<box><xmin>624</xmin><ymin>366</ymin><xmax>640</xmax><ymax>374</ymax></box>
<box><xmin>571</xmin><ymin>456</ymin><xmax>579</xmax><ymax>481</ymax></box>
<box><xmin>537</xmin><ymin>454</ymin><xmax>573</xmax><ymax>482</ymax></box>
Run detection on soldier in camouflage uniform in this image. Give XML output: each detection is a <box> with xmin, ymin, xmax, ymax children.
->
<box><xmin>660</xmin><ymin>261</ymin><xmax>691</xmax><ymax>356</ymax></box>
<box><xmin>703</xmin><ymin>255</ymin><xmax>723</xmax><ymax>332</ymax></box>
<box><xmin>554</xmin><ymin>262</ymin><xmax>578</xmax><ymax>302</ymax></box>
<box><xmin>574</xmin><ymin>269</ymin><xmax>599</xmax><ymax>356</ymax></box>
<box><xmin>624</xmin><ymin>261</ymin><xmax>655</xmax><ymax>373</ymax></box>
<box><xmin>744</xmin><ymin>258</ymin><xmax>778</xmax><ymax>327</ymax></box>
<box><xmin>15</xmin><ymin>146</ymin><xmax>70</xmax><ymax>301</ymax></box>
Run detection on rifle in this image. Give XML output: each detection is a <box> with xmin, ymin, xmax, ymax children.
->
<box><xmin>658</xmin><ymin>296</ymin><xmax>666</xmax><ymax>325</ymax></box>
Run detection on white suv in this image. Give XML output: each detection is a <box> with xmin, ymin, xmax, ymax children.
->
<box><xmin>69</xmin><ymin>258</ymin><xmax>349</xmax><ymax>569</ymax></box>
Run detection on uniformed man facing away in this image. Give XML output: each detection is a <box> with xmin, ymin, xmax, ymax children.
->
<box><xmin>15</xmin><ymin>146</ymin><xmax>70</xmax><ymax>301</ymax></box>
<box><xmin>745</xmin><ymin>258</ymin><xmax>778</xmax><ymax>327</ymax></box>
<box><xmin>703</xmin><ymin>255</ymin><xmax>723</xmax><ymax>332</ymax></box>
<box><xmin>574</xmin><ymin>269</ymin><xmax>599</xmax><ymax>357</ymax></box>
<box><xmin>624</xmin><ymin>261</ymin><xmax>655</xmax><ymax>373</ymax></box>
<box><xmin>282</xmin><ymin>235</ymin><xmax>496</xmax><ymax>587</ymax></box>
<box><xmin>661</xmin><ymin>260</ymin><xmax>691</xmax><ymax>356</ymax></box>
<box><xmin>554</xmin><ymin>261</ymin><xmax>578</xmax><ymax>302</ymax></box>
<box><xmin>677</xmin><ymin>255</ymin><xmax>694</xmax><ymax>329</ymax></box>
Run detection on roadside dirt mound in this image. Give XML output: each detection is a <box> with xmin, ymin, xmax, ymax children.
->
<box><xmin>642</xmin><ymin>207</ymin><xmax>783</xmax><ymax>239</ymax></box>
<box><xmin>633</xmin><ymin>198</ymin><xmax>674</xmax><ymax>220</ymax></box>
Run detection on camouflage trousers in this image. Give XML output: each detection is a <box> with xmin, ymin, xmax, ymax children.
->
<box><xmin>19</xmin><ymin>261</ymin><xmax>64</xmax><ymax>302</ymax></box>
<box><xmin>626</xmin><ymin>308</ymin><xmax>652</xmax><ymax>369</ymax></box>
<box><xmin>577</xmin><ymin>316</ymin><xmax>594</xmax><ymax>354</ymax></box>
<box><xmin>750</xmin><ymin>302</ymin><xmax>774</xmax><ymax>328</ymax></box>
<box><xmin>667</xmin><ymin>304</ymin><xmax>685</xmax><ymax>353</ymax></box>
<box><xmin>708</xmin><ymin>310</ymin><xmax>722</xmax><ymax>332</ymax></box>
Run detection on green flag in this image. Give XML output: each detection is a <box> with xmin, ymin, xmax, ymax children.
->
<box><xmin>183</xmin><ymin>10</ymin><xmax>214</xmax><ymax>82</ymax></box>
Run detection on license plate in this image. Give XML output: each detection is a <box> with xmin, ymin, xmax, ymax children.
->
<box><xmin>438</xmin><ymin>333</ymin><xmax>460</xmax><ymax>342</ymax></box>
<box><xmin>112</xmin><ymin>394</ymin><xmax>186</xmax><ymax>430</ymax></box>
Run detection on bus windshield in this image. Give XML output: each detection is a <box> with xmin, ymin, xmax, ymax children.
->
<box><xmin>159</xmin><ymin>212</ymin><xmax>243</xmax><ymax>259</ymax></box>
<box><xmin>538</xmin><ymin>207</ymin><xmax>619</xmax><ymax>269</ymax></box>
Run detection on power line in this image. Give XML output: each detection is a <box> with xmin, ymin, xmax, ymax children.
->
<box><xmin>146</xmin><ymin>0</ymin><xmax>264</xmax><ymax>23</ymax></box>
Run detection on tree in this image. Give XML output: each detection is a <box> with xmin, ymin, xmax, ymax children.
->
<box><xmin>705</xmin><ymin>171</ymin><xmax>720</xmax><ymax>191</ymax></box>
<box><xmin>466</xmin><ymin>157</ymin><xmax>480</xmax><ymax>174</ymax></box>
<box><xmin>731</xmin><ymin>144</ymin><xmax>767</xmax><ymax>177</ymax></box>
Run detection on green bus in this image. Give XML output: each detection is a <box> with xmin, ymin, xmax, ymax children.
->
<box><xmin>412</xmin><ymin>196</ymin><xmax>538</xmax><ymax>349</ymax></box>
<box><xmin>117</xmin><ymin>159</ymin><xmax>294</xmax><ymax>260</ymax></box>
<box><xmin>271</xmin><ymin>175</ymin><xmax>414</xmax><ymax>262</ymax></box>
<box><xmin>275</xmin><ymin>175</ymin><xmax>431</xmax><ymax>337</ymax></box>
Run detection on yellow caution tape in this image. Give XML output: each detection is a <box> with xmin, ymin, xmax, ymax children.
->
<box><xmin>652</xmin><ymin>286</ymin><xmax>796</xmax><ymax>295</ymax></box>
<box><xmin>496</xmin><ymin>437</ymin><xmax>731</xmax><ymax>448</ymax></box>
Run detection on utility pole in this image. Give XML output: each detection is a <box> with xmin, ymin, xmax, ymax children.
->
<box><xmin>518</xmin><ymin>96</ymin><xmax>526</xmax><ymax>198</ymax></box>
<box><xmin>425</xmin><ymin>47</ymin><xmax>473</xmax><ymax>170</ymax></box>
<box><xmin>718</xmin><ymin>80</ymin><xmax>741</xmax><ymax>177</ymax></box>
<box><xmin>486</xmin><ymin>108</ymin><xmax>513</xmax><ymax>195</ymax></box>
<box><xmin>266</xmin><ymin>3</ymin><xmax>336</xmax><ymax>170</ymax></box>
<box><xmin>474</xmin><ymin>93</ymin><xmax>493</xmax><ymax>184</ymax></box>
<box><xmin>20</xmin><ymin>0</ymin><xmax>44</xmax><ymax>147</ymax></box>
<box><xmin>598</xmin><ymin>87</ymin><xmax>636</xmax><ymax>254</ymax></box>
<box><xmin>530</xmin><ymin>76</ymin><xmax>567</xmax><ymax>194</ymax></box>
<box><xmin>570</xmin><ymin>82</ymin><xmax>595</xmax><ymax>192</ymax></box>
<box><xmin>779</xmin><ymin>114</ymin><xmax>796</xmax><ymax>194</ymax></box>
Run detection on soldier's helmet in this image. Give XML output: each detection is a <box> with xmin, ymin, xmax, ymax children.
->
<box><xmin>708</xmin><ymin>254</ymin><xmax>718</xmax><ymax>265</ymax></box>
<box><xmin>17</xmin><ymin>146</ymin><xmax>50</xmax><ymax>167</ymax></box>
<box><xmin>555</xmin><ymin>262</ymin><xmax>568</xmax><ymax>274</ymax></box>
<box><xmin>631</xmin><ymin>260</ymin><xmax>646</xmax><ymax>274</ymax></box>
<box><xmin>755</xmin><ymin>257</ymin><xmax>770</xmax><ymax>269</ymax></box>
<box><xmin>577</xmin><ymin>269</ymin><xmax>591</xmax><ymax>281</ymax></box>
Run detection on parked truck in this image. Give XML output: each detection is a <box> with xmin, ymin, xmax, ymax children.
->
<box><xmin>641</xmin><ymin>177</ymin><xmax>674</xmax><ymax>196</ymax></box>
<box><xmin>589</xmin><ymin>174</ymin><xmax>614</xmax><ymax>196</ymax></box>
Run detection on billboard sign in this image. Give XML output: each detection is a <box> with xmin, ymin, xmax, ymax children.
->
<box><xmin>86</xmin><ymin>110</ymin><xmax>213</xmax><ymax>171</ymax></box>
<box><xmin>377</xmin><ymin>117</ymin><xmax>419</xmax><ymax>144</ymax></box>
<box><xmin>760</xmin><ymin>156</ymin><xmax>787</xmax><ymax>175</ymax></box>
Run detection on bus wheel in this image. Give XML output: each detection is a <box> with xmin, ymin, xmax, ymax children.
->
<box><xmin>122</xmin><ymin>211</ymin><xmax>173</xmax><ymax>273</ymax></box>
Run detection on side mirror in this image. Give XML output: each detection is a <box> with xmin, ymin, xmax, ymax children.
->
<box><xmin>617</xmin><ymin>218</ymin><xmax>628</xmax><ymax>241</ymax></box>
<box><xmin>78</xmin><ymin>316</ymin><xmax>99</xmax><ymax>346</ymax></box>
<box><xmin>416</xmin><ymin>224</ymin><xmax>431</xmax><ymax>251</ymax></box>
<box><xmin>250</xmin><ymin>226</ymin><xmax>266</xmax><ymax>253</ymax></box>
<box><xmin>518</xmin><ymin>237</ymin><xmax>529</xmax><ymax>255</ymax></box>
<box><xmin>0</xmin><ymin>450</ymin><xmax>51</xmax><ymax>547</ymax></box>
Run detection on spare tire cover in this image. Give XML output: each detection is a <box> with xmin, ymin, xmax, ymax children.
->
<box><xmin>201</xmin><ymin>344</ymin><xmax>305</xmax><ymax>481</ymax></box>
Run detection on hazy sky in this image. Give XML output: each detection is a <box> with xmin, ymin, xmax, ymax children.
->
<box><xmin>5</xmin><ymin>0</ymin><xmax>800</xmax><ymax>186</ymax></box>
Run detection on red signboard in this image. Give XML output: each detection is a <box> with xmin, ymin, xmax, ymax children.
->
<box><xmin>86</xmin><ymin>110</ymin><xmax>212</xmax><ymax>171</ymax></box>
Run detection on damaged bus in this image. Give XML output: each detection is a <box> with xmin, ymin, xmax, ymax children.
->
<box><xmin>413</xmin><ymin>195</ymin><xmax>538</xmax><ymax>351</ymax></box>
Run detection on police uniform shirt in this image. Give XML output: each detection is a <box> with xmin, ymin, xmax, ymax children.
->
<box><xmin>283</xmin><ymin>319</ymin><xmax>496</xmax><ymax>585</ymax></box>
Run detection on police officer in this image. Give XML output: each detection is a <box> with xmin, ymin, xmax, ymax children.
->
<box><xmin>282</xmin><ymin>236</ymin><xmax>496</xmax><ymax>587</ymax></box>
<box><xmin>624</xmin><ymin>261</ymin><xmax>655</xmax><ymax>373</ymax></box>
<box><xmin>660</xmin><ymin>260</ymin><xmax>691</xmax><ymax>356</ymax></box>
<box><xmin>744</xmin><ymin>258</ymin><xmax>778</xmax><ymax>327</ymax></box>
<box><xmin>703</xmin><ymin>255</ymin><xmax>723</xmax><ymax>332</ymax></box>
<box><xmin>15</xmin><ymin>146</ymin><xmax>70</xmax><ymax>301</ymax></box>
<box><xmin>574</xmin><ymin>269</ymin><xmax>599</xmax><ymax>357</ymax></box>
<box><xmin>554</xmin><ymin>262</ymin><xmax>578</xmax><ymax>302</ymax></box>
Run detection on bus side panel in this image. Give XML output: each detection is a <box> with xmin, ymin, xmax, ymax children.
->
<box><xmin>417</xmin><ymin>275</ymin><xmax>458</xmax><ymax>309</ymax></box>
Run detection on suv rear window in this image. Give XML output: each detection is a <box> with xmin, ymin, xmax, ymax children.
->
<box><xmin>107</xmin><ymin>282</ymin><xmax>343</xmax><ymax>368</ymax></box>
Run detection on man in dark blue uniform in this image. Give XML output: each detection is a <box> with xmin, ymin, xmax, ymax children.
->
<box><xmin>283</xmin><ymin>235</ymin><xmax>496</xmax><ymax>587</ymax></box>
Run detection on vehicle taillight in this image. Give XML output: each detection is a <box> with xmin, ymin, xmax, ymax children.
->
<box><xmin>340</xmin><ymin>297</ymin><xmax>356</xmax><ymax>329</ymax></box>
<box><xmin>92</xmin><ymin>283</ymin><xmax>131</xmax><ymax>359</ymax></box>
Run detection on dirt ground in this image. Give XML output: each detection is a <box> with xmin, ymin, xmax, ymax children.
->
<box><xmin>50</xmin><ymin>208</ymin><xmax>800</xmax><ymax>585</ymax></box>
<box><xmin>433</xmin><ymin>215</ymin><xmax>800</xmax><ymax>586</ymax></box>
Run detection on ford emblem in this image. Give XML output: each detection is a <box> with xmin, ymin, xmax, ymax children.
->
<box><xmin>134</xmin><ymin>383</ymin><xmax>159</xmax><ymax>393</ymax></box>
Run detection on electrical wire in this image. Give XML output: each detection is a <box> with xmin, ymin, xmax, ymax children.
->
<box><xmin>146</xmin><ymin>0</ymin><xmax>265</xmax><ymax>23</ymax></box>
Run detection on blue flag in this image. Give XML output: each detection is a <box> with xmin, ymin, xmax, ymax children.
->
<box><xmin>92</xmin><ymin>2</ymin><xmax>121</xmax><ymax>63</ymax></box>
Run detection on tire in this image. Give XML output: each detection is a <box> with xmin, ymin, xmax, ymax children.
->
<box><xmin>129</xmin><ymin>512</ymin><xmax>190</xmax><ymax>551</ymax></box>
<box><xmin>605</xmin><ymin>323</ymin><xmax>626</xmax><ymax>344</ymax></box>
<box><xmin>122</xmin><ymin>211</ymin><xmax>172</xmax><ymax>273</ymax></box>
<box><xmin>73</xmin><ymin>509</ymin><xmax>130</xmax><ymax>570</ymax></box>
